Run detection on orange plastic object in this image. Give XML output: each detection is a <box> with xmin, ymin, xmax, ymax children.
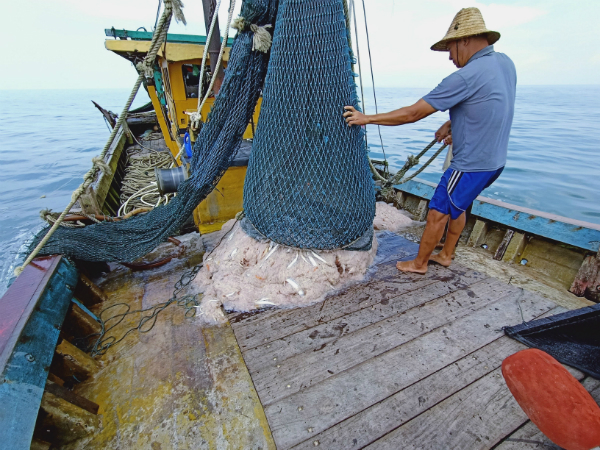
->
<box><xmin>502</xmin><ymin>349</ymin><xmax>600</xmax><ymax>450</ymax></box>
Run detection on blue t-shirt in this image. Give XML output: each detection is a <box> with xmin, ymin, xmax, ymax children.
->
<box><xmin>423</xmin><ymin>45</ymin><xmax>517</xmax><ymax>172</ymax></box>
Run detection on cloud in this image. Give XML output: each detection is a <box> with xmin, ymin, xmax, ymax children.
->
<box><xmin>433</xmin><ymin>1</ymin><xmax>547</xmax><ymax>28</ymax></box>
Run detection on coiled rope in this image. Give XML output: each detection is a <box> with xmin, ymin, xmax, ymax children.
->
<box><xmin>15</xmin><ymin>0</ymin><xmax>186</xmax><ymax>276</ymax></box>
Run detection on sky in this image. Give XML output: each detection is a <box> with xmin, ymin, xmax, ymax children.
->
<box><xmin>1</xmin><ymin>0</ymin><xmax>598</xmax><ymax>90</ymax></box>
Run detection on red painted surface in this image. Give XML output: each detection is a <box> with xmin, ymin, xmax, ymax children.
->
<box><xmin>502</xmin><ymin>349</ymin><xmax>600</xmax><ymax>450</ymax></box>
<box><xmin>0</xmin><ymin>256</ymin><xmax>60</xmax><ymax>369</ymax></box>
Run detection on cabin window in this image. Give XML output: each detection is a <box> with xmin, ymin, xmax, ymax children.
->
<box><xmin>182</xmin><ymin>64</ymin><xmax>210</xmax><ymax>99</ymax></box>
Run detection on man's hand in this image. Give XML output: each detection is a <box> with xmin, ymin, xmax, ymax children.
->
<box><xmin>435</xmin><ymin>120</ymin><xmax>451</xmax><ymax>143</ymax></box>
<box><xmin>343</xmin><ymin>106</ymin><xmax>369</xmax><ymax>126</ymax></box>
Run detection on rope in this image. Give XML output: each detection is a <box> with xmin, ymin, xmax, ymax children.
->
<box><xmin>187</xmin><ymin>0</ymin><xmax>224</xmax><ymax>129</ymax></box>
<box><xmin>347</xmin><ymin>0</ymin><xmax>387</xmax><ymax>184</ymax></box>
<box><xmin>196</xmin><ymin>0</ymin><xmax>237</xmax><ymax>115</ymax></box>
<box><xmin>87</xmin><ymin>214</ymin><xmax>241</xmax><ymax>356</ymax></box>
<box><xmin>360</xmin><ymin>0</ymin><xmax>387</xmax><ymax>166</ymax></box>
<box><xmin>398</xmin><ymin>142</ymin><xmax>447</xmax><ymax>184</ymax></box>
<box><xmin>118</xmin><ymin>147</ymin><xmax>174</xmax><ymax>216</ymax></box>
<box><xmin>14</xmin><ymin>0</ymin><xmax>185</xmax><ymax>276</ymax></box>
<box><xmin>89</xmin><ymin>264</ymin><xmax>203</xmax><ymax>356</ymax></box>
<box><xmin>343</xmin><ymin>3</ymin><xmax>445</xmax><ymax>193</ymax></box>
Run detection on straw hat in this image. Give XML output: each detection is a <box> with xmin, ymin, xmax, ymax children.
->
<box><xmin>431</xmin><ymin>7</ymin><xmax>500</xmax><ymax>51</ymax></box>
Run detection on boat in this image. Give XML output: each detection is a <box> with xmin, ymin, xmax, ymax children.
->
<box><xmin>1</xmin><ymin>1</ymin><xmax>599</xmax><ymax>449</ymax></box>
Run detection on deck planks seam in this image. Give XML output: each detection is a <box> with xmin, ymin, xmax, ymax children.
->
<box><xmin>260</xmin><ymin>290</ymin><xmax>555</xmax><ymax>448</ymax></box>
<box><xmin>253</xmin><ymin>278</ymin><xmax>520</xmax><ymax>406</ymax></box>
<box><xmin>242</xmin><ymin>273</ymin><xmax>490</xmax><ymax>374</ymax></box>
<box><xmin>231</xmin><ymin>263</ymin><xmax>487</xmax><ymax>351</ymax></box>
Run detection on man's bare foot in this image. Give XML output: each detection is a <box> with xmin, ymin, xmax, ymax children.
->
<box><xmin>396</xmin><ymin>259</ymin><xmax>428</xmax><ymax>274</ymax></box>
<box><xmin>429</xmin><ymin>252</ymin><xmax>452</xmax><ymax>267</ymax></box>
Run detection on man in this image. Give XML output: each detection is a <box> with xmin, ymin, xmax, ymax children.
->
<box><xmin>343</xmin><ymin>7</ymin><xmax>516</xmax><ymax>274</ymax></box>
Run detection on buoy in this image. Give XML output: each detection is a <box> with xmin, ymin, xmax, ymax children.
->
<box><xmin>502</xmin><ymin>349</ymin><xmax>600</xmax><ymax>450</ymax></box>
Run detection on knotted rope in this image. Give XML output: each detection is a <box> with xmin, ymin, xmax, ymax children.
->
<box><xmin>188</xmin><ymin>3</ymin><xmax>273</xmax><ymax>131</ymax></box>
<box><xmin>377</xmin><ymin>139</ymin><xmax>448</xmax><ymax>201</ymax></box>
<box><xmin>15</xmin><ymin>0</ymin><xmax>186</xmax><ymax>276</ymax></box>
<box><xmin>231</xmin><ymin>17</ymin><xmax>273</xmax><ymax>52</ymax></box>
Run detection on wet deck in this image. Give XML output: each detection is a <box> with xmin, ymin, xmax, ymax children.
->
<box><xmin>228</xmin><ymin>236</ymin><xmax>600</xmax><ymax>449</ymax></box>
<box><xmin>68</xmin><ymin>232</ymin><xmax>600</xmax><ymax>449</ymax></box>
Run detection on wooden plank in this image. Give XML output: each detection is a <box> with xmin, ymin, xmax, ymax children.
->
<box><xmin>243</xmin><ymin>273</ymin><xmax>490</xmax><ymax>375</ymax></box>
<box><xmin>570</xmin><ymin>254</ymin><xmax>600</xmax><ymax>302</ymax></box>
<box><xmin>291</xmin><ymin>337</ymin><xmax>525</xmax><ymax>450</ymax></box>
<box><xmin>233</xmin><ymin>263</ymin><xmax>485</xmax><ymax>350</ymax></box>
<box><xmin>471</xmin><ymin>198</ymin><xmax>600</xmax><ymax>252</ymax></box>
<box><xmin>73</xmin><ymin>273</ymin><xmax>108</xmax><ymax>306</ymax></box>
<box><xmin>263</xmin><ymin>291</ymin><xmax>555</xmax><ymax>449</ymax></box>
<box><xmin>396</xmin><ymin>178</ymin><xmax>600</xmax><ymax>251</ymax></box>
<box><xmin>91</xmin><ymin>127</ymin><xmax>126</xmax><ymax>211</ymax></box>
<box><xmin>250</xmin><ymin>277</ymin><xmax>510</xmax><ymax>405</ymax></box>
<box><xmin>45</xmin><ymin>380</ymin><xmax>99</xmax><ymax>415</ymax></box>
<box><xmin>395</xmin><ymin>178</ymin><xmax>437</xmax><ymax>200</ymax></box>
<box><xmin>494</xmin><ymin>229</ymin><xmax>514</xmax><ymax>260</ymax></box>
<box><xmin>0</xmin><ymin>258</ymin><xmax>78</xmax><ymax>450</ymax></box>
<box><xmin>366</xmin><ymin>358</ymin><xmax>587</xmax><ymax>450</ymax></box>
<box><xmin>291</xmin><ymin>308</ymin><xmax>570</xmax><ymax>450</ymax></box>
<box><xmin>36</xmin><ymin>391</ymin><xmax>99</xmax><ymax>446</ymax></box>
<box><xmin>0</xmin><ymin>256</ymin><xmax>61</xmax><ymax>371</ymax></box>
<box><xmin>365</xmin><ymin>367</ymin><xmax>542</xmax><ymax>449</ymax></box>
<box><xmin>495</xmin><ymin>377</ymin><xmax>600</xmax><ymax>450</ymax></box>
<box><xmin>54</xmin><ymin>339</ymin><xmax>100</xmax><ymax>381</ymax></box>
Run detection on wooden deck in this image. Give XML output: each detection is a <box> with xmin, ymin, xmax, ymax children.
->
<box><xmin>228</xmin><ymin>235</ymin><xmax>600</xmax><ymax>449</ymax></box>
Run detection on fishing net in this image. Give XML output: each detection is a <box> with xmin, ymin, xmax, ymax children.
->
<box><xmin>35</xmin><ymin>0</ymin><xmax>374</xmax><ymax>262</ymax></box>
<box><xmin>35</xmin><ymin>0</ymin><xmax>279</xmax><ymax>262</ymax></box>
<box><xmin>242</xmin><ymin>0</ymin><xmax>375</xmax><ymax>250</ymax></box>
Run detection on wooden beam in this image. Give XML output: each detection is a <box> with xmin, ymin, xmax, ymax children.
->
<box><xmin>30</xmin><ymin>439</ymin><xmax>51</xmax><ymax>450</ymax></box>
<box><xmin>467</xmin><ymin>219</ymin><xmax>488</xmax><ymax>247</ymax></box>
<box><xmin>502</xmin><ymin>231</ymin><xmax>527</xmax><ymax>263</ymax></box>
<box><xmin>396</xmin><ymin>178</ymin><xmax>600</xmax><ymax>251</ymax></box>
<box><xmin>36</xmin><ymin>391</ymin><xmax>99</xmax><ymax>446</ymax></box>
<box><xmin>73</xmin><ymin>274</ymin><xmax>107</xmax><ymax>306</ymax></box>
<box><xmin>570</xmin><ymin>253</ymin><xmax>600</xmax><ymax>302</ymax></box>
<box><xmin>64</xmin><ymin>301</ymin><xmax>101</xmax><ymax>339</ymax></box>
<box><xmin>45</xmin><ymin>380</ymin><xmax>99</xmax><ymax>415</ymax></box>
<box><xmin>415</xmin><ymin>199</ymin><xmax>429</xmax><ymax>221</ymax></box>
<box><xmin>471</xmin><ymin>198</ymin><xmax>600</xmax><ymax>252</ymax></box>
<box><xmin>53</xmin><ymin>339</ymin><xmax>100</xmax><ymax>381</ymax></box>
<box><xmin>494</xmin><ymin>229</ymin><xmax>515</xmax><ymax>260</ymax></box>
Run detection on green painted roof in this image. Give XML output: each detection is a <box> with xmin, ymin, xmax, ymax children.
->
<box><xmin>105</xmin><ymin>28</ymin><xmax>234</xmax><ymax>46</ymax></box>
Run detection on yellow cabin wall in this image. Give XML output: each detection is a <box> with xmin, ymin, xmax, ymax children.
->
<box><xmin>106</xmin><ymin>38</ymin><xmax>261</xmax><ymax>232</ymax></box>
<box><xmin>193</xmin><ymin>166</ymin><xmax>247</xmax><ymax>234</ymax></box>
<box><xmin>147</xmin><ymin>85</ymin><xmax>180</xmax><ymax>158</ymax></box>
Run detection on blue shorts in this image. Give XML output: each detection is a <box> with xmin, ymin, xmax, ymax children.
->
<box><xmin>429</xmin><ymin>167</ymin><xmax>504</xmax><ymax>220</ymax></box>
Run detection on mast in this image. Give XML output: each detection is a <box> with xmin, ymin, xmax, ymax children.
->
<box><xmin>202</xmin><ymin>0</ymin><xmax>225</xmax><ymax>94</ymax></box>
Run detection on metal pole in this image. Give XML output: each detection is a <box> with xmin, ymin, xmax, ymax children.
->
<box><xmin>202</xmin><ymin>0</ymin><xmax>225</xmax><ymax>94</ymax></box>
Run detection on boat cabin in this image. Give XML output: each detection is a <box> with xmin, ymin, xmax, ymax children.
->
<box><xmin>105</xmin><ymin>27</ymin><xmax>260</xmax><ymax>233</ymax></box>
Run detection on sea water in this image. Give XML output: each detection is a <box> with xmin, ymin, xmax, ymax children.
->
<box><xmin>0</xmin><ymin>86</ymin><xmax>599</xmax><ymax>295</ymax></box>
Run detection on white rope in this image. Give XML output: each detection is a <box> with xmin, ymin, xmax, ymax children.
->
<box><xmin>196</xmin><ymin>0</ymin><xmax>237</xmax><ymax>118</ymax></box>
<box><xmin>231</xmin><ymin>17</ymin><xmax>273</xmax><ymax>53</ymax></box>
<box><xmin>188</xmin><ymin>0</ymin><xmax>224</xmax><ymax>129</ymax></box>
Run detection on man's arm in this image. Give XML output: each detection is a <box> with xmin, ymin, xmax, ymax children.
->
<box><xmin>435</xmin><ymin>120</ymin><xmax>451</xmax><ymax>143</ymax></box>
<box><xmin>343</xmin><ymin>99</ymin><xmax>437</xmax><ymax>127</ymax></box>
